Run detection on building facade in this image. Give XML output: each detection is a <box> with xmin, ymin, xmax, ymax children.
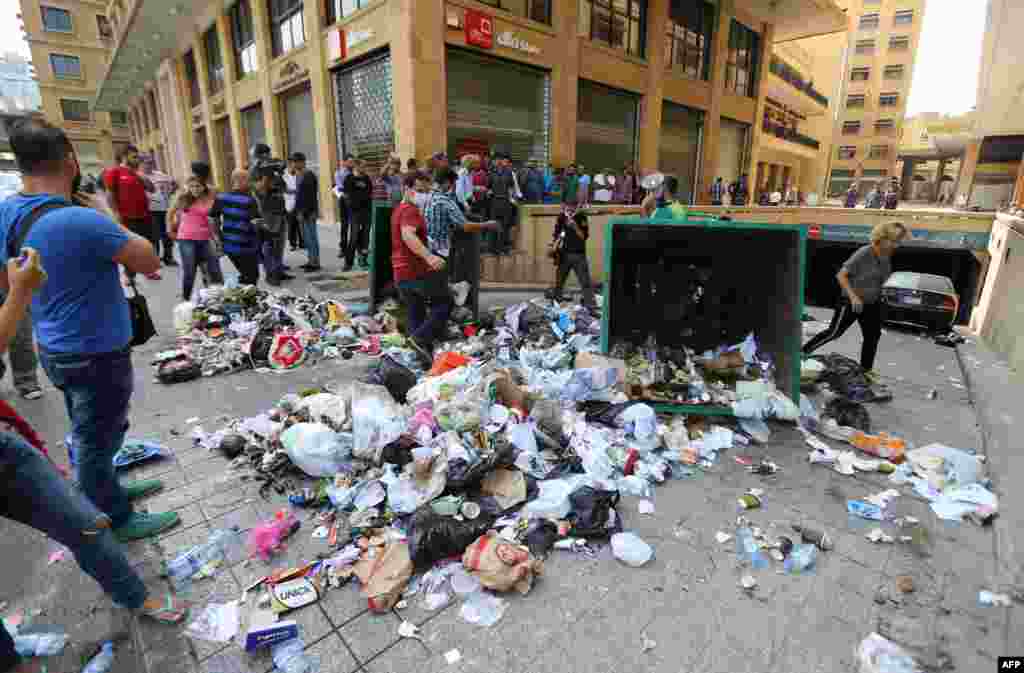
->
<box><xmin>896</xmin><ymin>111</ymin><xmax>973</xmax><ymax>203</ymax></box>
<box><xmin>826</xmin><ymin>0</ymin><xmax>926</xmax><ymax>198</ymax></box>
<box><xmin>86</xmin><ymin>0</ymin><xmax>845</xmax><ymax>222</ymax></box>
<box><xmin>17</xmin><ymin>0</ymin><xmax>131</xmax><ymax>179</ymax></box>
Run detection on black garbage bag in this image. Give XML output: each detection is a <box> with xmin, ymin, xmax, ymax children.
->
<box><xmin>445</xmin><ymin>441</ymin><xmax>517</xmax><ymax>494</ymax></box>
<box><xmin>525</xmin><ymin>519</ymin><xmax>559</xmax><ymax>560</ymax></box>
<box><xmin>366</xmin><ymin>354</ymin><xmax>417</xmax><ymax>404</ymax></box>
<box><xmin>814</xmin><ymin>353</ymin><xmax>891</xmax><ymax>403</ymax></box>
<box><xmin>378</xmin><ymin>434</ymin><xmax>417</xmax><ymax>468</ymax></box>
<box><xmin>567</xmin><ymin>486</ymin><xmax>621</xmax><ymax>538</ymax></box>
<box><xmin>157</xmin><ymin>357</ymin><xmax>202</xmax><ymax>384</ymax></box>
<box><xmin>824</xmin><ymin>397</ymin><xmax>872</xmax><ymax>432</ymax></box>
<box><xmin>582</xmin><ymin>401</ymin><xmax>644</xmax><ymax>427</ymax></box>
<box><xmin>407</xmin><ymin>505</ymin><xmax>496</xmax><ymax>570</ymax></box>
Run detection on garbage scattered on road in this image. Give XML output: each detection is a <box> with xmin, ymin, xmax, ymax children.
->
<box><xmin>81</xmin><ymin>641</ymin><xmax>115</xmax><ymax>673</ymax></box>
<box><xmin>866</xmin><ymin>529</ymin><xmax>895</xmax><ymax>544</ymax></box>
<box><xmin>791</xmin><ymin>524</ymin><xmax>833</xmax><ymax>551</ymax></box>
<box><xmin>184</xmin><ymin>602</ymin><xmax>240</xmax><ymax>643</ymax></box>
<box><xmin>611</xmin><ymin>532</ymin><xmax>653</xmax><ymax>567</ymax></box>
<box><xmin>978</xmin><ymin>590</ymin><xmax>1011</xmax><ymax>607</ymax></box>
<box><xmin>715</xmin><ymin>531</ymin><xmax>733</xmax><ymax>545</ymax></box>
<box><xmin>739</xmin><ymin>574</ymin><xmax>757</xmax><ymax>591</ymax></box>
<box><xmin>848</xmin><ymin>500</ymin><xmax>885</xmax><ymax>521</ymax></box>
<box><xmin>856</xmin><ymin>632</ymin><xmax>922</xmax><ymax>673</ymax></box>
<box><xmin>397</xmin><ymin>620</ymin><xmax>421</xmax><ymax>639</ymax></box>
<box><xmin>445</xmin><ymin>649</ymin><xmax>463</xmax><ymax>665</ymax></box>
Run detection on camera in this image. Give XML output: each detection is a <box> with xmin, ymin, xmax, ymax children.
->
<box><xmin>250</xmin><ymin>143</ymin><xmax>287</xmax><ymax>181</ymax></box>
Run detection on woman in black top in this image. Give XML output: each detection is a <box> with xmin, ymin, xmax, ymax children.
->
<box><xmin>549</xmin><ymin>204</ymin><xmax>597</xmax><ymax>310</ymax></box>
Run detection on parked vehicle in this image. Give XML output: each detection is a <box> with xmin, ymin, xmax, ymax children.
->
<box><xmin>881</xmin><ymin>271</ymin><xmax>959</xmax><ymax>333</ymax></box>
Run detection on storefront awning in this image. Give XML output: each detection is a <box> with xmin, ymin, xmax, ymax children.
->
<box><xmin>739</xmin><ymin>0</ymin><xmax>847</xmax><ymax>43</ymax></box>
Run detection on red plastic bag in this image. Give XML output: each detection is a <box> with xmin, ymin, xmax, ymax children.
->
<box><xmin>428</xmin><ymin>352</ymin><xmax>470</xmax><ymax>377</ymax></box>
<box><xmin>269</xmin><ymin>334</ymin><xmax>305</xmax><ymax>370</ymax></box>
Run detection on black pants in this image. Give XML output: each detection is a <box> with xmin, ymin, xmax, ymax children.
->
<box><xmin>338</xmin><ymin>199</ymin><xmax>350</xmax><ymax>257</ymax></box>
<box><xmin>345</xmin><ymin>207</ymin><xmax>371</xmax><ymax>267</ymax></box>
<box><xmin>152</xmin><ymin>210</ymin><xmax>173</xmax><ymax>260</ymax></box>
<box><xmin>554</xmin><ymin>252</ymin><xmax>596</xmax><ymax>308</ymax></box>
<box><xmin>227</xmin><ymin>252</ymin><xmax>261</xmax><ymax>286</ymax></box>
<box><xmin>489</xmin><ymin>197</ymin><xmax>514</xmax><ymax>252</ymax></box>
<box><xmin>286</xmin><ymin>211</ymin><xmax>304</xmax><ymax>249</ymax></box>
<box><xmin>124</xmin><ymin>216</ymin><xmax>157</xmax><ymax>278</ymax></box>
<box><xmin>802</xmin><ymin>299</ymin><xmax>883</xmax><ymax>371</ymax></box>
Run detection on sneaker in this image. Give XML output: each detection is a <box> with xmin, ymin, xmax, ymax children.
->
<box><xmin>114</xmin><ymin>511</ymin><xmax>180</xmax><ymax>542</ymax></box>
<box><xmin>121</xmin><ymin>479</ymin><xmax>164</xmax><ymax>500</ymax></box>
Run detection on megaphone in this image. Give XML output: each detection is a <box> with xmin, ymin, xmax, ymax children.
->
<box><xmin>641</xmin><ymin>172</ymin><xmax>665</xmax><ymax>191</ymax></box>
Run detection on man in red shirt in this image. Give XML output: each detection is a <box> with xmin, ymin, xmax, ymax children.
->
<box><xmin>104</xmin><ymin>145</ymin><xmax>159</xmax><ymax>280</ymax></box>
<box><xmin>391</xmin><ymin>171</ymin><xmax>447</xmax><ymax>360</ymax></box>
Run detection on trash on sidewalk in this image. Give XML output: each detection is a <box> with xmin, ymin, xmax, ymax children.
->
<box><xmin>113</xmin><ymin>439</ymin><xmax>168</xmax><ymax>469</ymax></box>
<box><xmin>978</xmin><ymin>590</ymin><xmax>1011</xmax><ymax>607</ymax></box>
<box><xmin>855</xmin><ymin>632</ymin><xmax>922</xmax><ymax>673</ymax></box>
<box><xmin>460</xmin><ymin>590</ymin><xmax>508</xmax><ymax>626</ymax></box>
<box><xmin>463</xmin><ymin>533</ymin><xmax>543</xmax><ymax>594</ymax></box>
<box><xmin>397</xmin><ymin>620</ymin><xmax>421</xmax><ymax>640</ymax></box>
<box><xmin>271</xmin><ymin>636</ymin><xmax>320</xmax><ymax>673</ymax></box>
<box><xmin>12</xmin><ymin>627</ymin><xmax>67</xmax><ymax>657</ymax></box>
<box><xmin>248</xmin><ymin>512</ymin><xmax>301</xmax><ymax>561</ymax></box>
<box><xmin>184</xmin><ymin>601</ymin><xmax>240</xmax><ymax>643</ymax></box>
<box><xmin>81</xmin><ymin>641</ymin><xmax>115</xmax><ymax>673</ymax></box>
<box><xmin>865</xmin><ymin>529</ymin><xmax>895</xmax><ymax>544</ymax></box>
<box><xmin>791</xmin><ymin>524</ymin><xmax>833</xmax><ymax>551</ymax></box>
<box><xmin>847</xmin><ymin>500</ymin><xmax>885</xmax><ymax>521</ymax></box>
<box><xmin>165</xmin><ymin>528</ymin><xmax>245</xmax><ymax>591</ymax></box>
<box><xmin>611</xmin><ymin>532</ymin><xmax>653</xmax><ymax>567</ymax></box>
<box><xmin>444</xmin><ymin>649</ymin><xmax>462</xmax><ymax>665</ymax></box>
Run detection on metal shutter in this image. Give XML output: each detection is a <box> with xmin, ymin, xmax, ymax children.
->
<box><xmin>576</xmin><ymin>80</ymin><xmax>639</xmax><ymax>172</ymax></box>
<box><xmin>333</xmin><ymin>53</ymin><xmax>394</xmax><ymax>172</ymax></box>
<box><xmin>446</xmin><ymin>49</ymin><xmax>550</xmax><ymax>165</ymax></box>
<box><xmin>659</xmin><ymin>101</ymin><xmax>704</xmax><ymax>203</ymax></box>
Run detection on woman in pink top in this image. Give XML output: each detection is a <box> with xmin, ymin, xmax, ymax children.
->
<box><xmin>168</xmin><ymin>175</ymin><xmax>223</xmax><ymax>301</ymax></box>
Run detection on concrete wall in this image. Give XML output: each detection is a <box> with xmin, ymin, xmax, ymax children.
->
<box><xmin>972</xmin><ymin>213</ymin><xmax>1024</xmax><ymax>371</ymax></box>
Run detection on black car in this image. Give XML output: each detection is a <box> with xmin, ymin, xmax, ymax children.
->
<box><xmin>881</xmin><ymin>271</ymin><xmax>959</xmax><ymax>333</ymax></box>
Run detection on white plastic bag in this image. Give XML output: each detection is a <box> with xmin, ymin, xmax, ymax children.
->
<box><xmin>173</xmin><ymin>301</ymin><xmax>195</xmax><ymax>334</ymax></box>
<box><xmin>611</xmin><ymin>532</ymin><xmax>653</xmax><ymax>567</ymax></box>
<box><xmin>297</xmin><ymin>393</ymin><xmax>350</xmax><ymax>428</ymax></box>
<box><xmin>352</xmin><ymin>384</ymin><xmax>407</xmax><ymax>464</ymax></box>
<box><xmin>523</xmin><ymin>478</ymin><xmax>577</xmax><ymax>519</ymax></box>
<box><xmin>281</xmin><ymin>423</ymin><xmax>352</xmax><ymax>477</ymax></box>
<box><xmin>856</xmin><ymin>632</ymin><xmax>921</xmax><ymax>673</ymax></box>
<box><xmin>621</xmin><ymin>404</ymin><xmax>658</xmax><ymax>451</ymax></box>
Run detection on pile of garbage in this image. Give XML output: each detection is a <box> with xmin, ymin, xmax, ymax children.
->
<box><xmin>156</xmin><ymin>286</ymin><xmax>396</xmax><ymax>383</ymax></box>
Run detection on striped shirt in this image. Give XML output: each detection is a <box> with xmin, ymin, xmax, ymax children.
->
<box><xmin>210</xmin><ymin>191</ymin><xmax>261</xmax><ymax>256</ymax></box>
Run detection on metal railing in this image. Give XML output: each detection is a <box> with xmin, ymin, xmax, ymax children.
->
<box><xmin>769</xmin><ymin>58</ymin><xmax>829</xmax><ymax>107</ymax></box>
<box><xmin>763</xmin><ymin>120</ymin><xmax>820</xmax><ymax>150</ymax></box>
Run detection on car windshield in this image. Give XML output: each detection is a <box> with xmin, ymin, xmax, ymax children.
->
<box><xmin>886</xmin><ymin>272</ymin><xmax>954</xmax><ymax>293</ymax></box>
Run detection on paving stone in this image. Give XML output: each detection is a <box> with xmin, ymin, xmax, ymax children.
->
<box><xmin>338</xmin><ymin>609</ymin><xmax>401</xmax><ymax>664</ymax></box>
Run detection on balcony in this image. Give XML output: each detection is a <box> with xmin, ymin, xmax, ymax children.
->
<box><xmin>763</xmin><ymin>119</ymin><xmax>820</xmax><ymax>150</ymax></box>
<box><xmin>766</xmin><ymin>57</ymin><xmax>829</xmax><ymax>116</ymax></box>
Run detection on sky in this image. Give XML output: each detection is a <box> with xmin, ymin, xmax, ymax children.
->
<box><xmin>906</xmin><ymin>0</ymin><xmax>987</xmax><ymax>116</ymax></box>
<box><xmin>0</xmin><ymin>0</ymin><xmax>987</xmax><ymax>115</ymax></box>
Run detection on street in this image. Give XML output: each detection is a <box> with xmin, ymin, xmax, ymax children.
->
<box><xmin>0</xmin><ymin>224</ymin><xmax>1016</xmax><ymax>673</ymax></box>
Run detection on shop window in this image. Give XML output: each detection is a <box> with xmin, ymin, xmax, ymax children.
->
<box><xmin>855</xmin><ymin>39</ymin><xmax>875</xmax><ymax>55</ymax></box>
<box><xmin>884</xmin><ymin>64</ymin><xmax>904</xmax><ymax>79</ymax></box>
<box><xmin>879</xmin><ymin>91</ymin><xmax>899</xmax><ymax>107</ymax></box>
<box><xmin>842</xmin><ymin>121</ymin><xmax>861</xmax><ymax>135</ymax></box>
<box><xmin>109</xmin><ymin>110</ymin><xmax>128</xmax><ymax>126</ymax></box>
<box><xmin>889</xmin><ymin>35</ymin><xmax>909</xmax><ymax>50</ymax></box>
<box><xmin>847</xmin><ymin>94</ymin><xmax>865</xmax><ymax>109</ymax></box>
<box><xmin>96</xmin><ymin>15</ymin><xmax>112</xmax><ymax>42</ymax></box>
<box><xmin>665</xmin><ymin>0</ymin><xmax>713</xmax><ymax>81</ymax></box>
<box><xmin>270</xmin><ymin>0</ymin><xmax>305</xmax><ymax>57</ymax></box>
<box><xmin>838</xmin><ymin>146</ymin><xmax>856</xmax><ymax>160</ymax></box>
<box><xmin>579</xmin><ymin>0</ymin><xmax>647</xmax><ymax>59</ymax></box>
<box><xmin>725</xmin><ymin>19</ymin><xmax>759</xmax><ymax>98</ymax></box>
<box><xmin>41</xmin><ymin>6</ymin><xmax>73</xmax><ymax>32</ymax></box>
<box><xmin>231</xmin><ymin>0</ymin><xmax>258</xmax><ymax>77</ymax></box>
<box><xmin>204</xmin><ymin>26</ymin><xmax>224</xmax><ymax>95</ymax></box>
<box><xmin>869</xmin><ymin>145</ymin><xmax>890</xmax><ymax>159</ymax></box>
<box><xmin>858</xmin><ymin>13</ymin><xmax>879</xmax><ymax>30</ymax></box>
<box><xmin>49</xmin><ymin>53</ymin><xmax>81</xmax><ymax>79</ymax></box>
<box><xmin>184</xmin><ymin>50</ymin><xmax>200</xmax><ymax>108</ymax></box>
<box><xmin>850</xmin><ymin>67</ymin><xmax>870</xmax><ymax>81</ymax></box>
<box><xmin>454</xmin><ymin>0</ymin><xmax>551</xmax><ymax>25</ymax></box>
<box><xmin>894</xmin><ymin>9</ymin><xmax>914</xmax><ymax>25</ymax></box>
<box><xmin>60</xmin><ymin>99</ymin><xmax>90</xmax><ymax>122</ymax></box>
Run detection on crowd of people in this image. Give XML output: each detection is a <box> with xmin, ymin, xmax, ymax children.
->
<box><xmin>843</xmin><ymin>178</ymin><xmax>902</xmax><ymax>210</ymax></box>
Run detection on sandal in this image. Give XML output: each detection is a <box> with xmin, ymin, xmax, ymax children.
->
<box><xmin>140</xmin><ymin>593</ymin><xmax>189</xmax><ymax>624</ymax></box>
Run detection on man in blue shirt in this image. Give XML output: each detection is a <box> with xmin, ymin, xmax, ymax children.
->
<box><xmin>210</xmin><ymin>169</ymin><xmax>262</xmax><ymax>286</ymax></box>
<box><xmin>0</xmin><ymin>118</ymin><xmax>178</xmax><ymax>542</ymax></box>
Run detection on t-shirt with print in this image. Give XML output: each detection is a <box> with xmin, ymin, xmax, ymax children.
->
<box><xmin>0</xmin><ymin>194</ymin><xmax>131</xmax><ymax>354</ymax></box>
<box><xmin>103</xmin><ymin>166</ymin><xmax>150</xmax><ymax>219</ymax></box>
<box><xmin>842</xmin><ymin>245</ymin><xmax>892</xmax><ymax>305</ymax></box>
<box><xmin>145</xmin><ymin>171</ymin><xmax>176</xmax><ymax>212</ymax></box>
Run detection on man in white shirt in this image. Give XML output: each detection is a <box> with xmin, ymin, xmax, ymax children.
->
<box><xmin>283</xmin><ymin>158</ymin><xmax>303</xmax><ymax>251</ymax></box>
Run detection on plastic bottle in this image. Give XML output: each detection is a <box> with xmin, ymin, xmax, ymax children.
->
<box><xmin>271</xmin><ymin>637</ymin><xmax>320</xmax><ymax>673</ymax></box>
<box><xmin>165</xmin><ymin>528</ymin><xmax>244</xmax><ymax>591</ymax></box>
<box><xmin>783</xmin><ymin>544</ymin><xmax>817</xmax><ymax>574</ymax></box>
<box><xmin>791</xmin><ymin>524</ymin><xmax>834</xmax><ymax>551</ymax></box>
<box><xmin>13</xmin><ymin>628</ymin><xmax>68</xmax><ymax>657</ymax></box>
<box><xmin>735</xmin><ymin>526</ymin><xmax>769</xmax><ymax>569</ymax></box>
<box><xmin>81</xmin><ymin>641</ymin><xmax>114</xmax><ymax>673</ymax></box>
<box><xmin>847</xmin><ymin>500</ymin><xmax>884</xmax><ymax>521</ymax></box>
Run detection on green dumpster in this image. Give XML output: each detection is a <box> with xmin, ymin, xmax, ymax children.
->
<box><xmin>600</xmin><ymin>214</ymin><xmax>807</xmax><ymax>415</ymax></box>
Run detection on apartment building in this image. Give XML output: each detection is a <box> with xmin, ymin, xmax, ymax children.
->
<box><xmin>827</xmin><ymin>0</ymin><xmax>926</xmax><ymax>197</ymax></box>
<box><xmin>79</xmin><ymin>0</ymin><xmax>845</xmax><ymax>221</ymax></box>
<box><xmin>17</xmin><ymin>0</ymin><xmax>130</xmax><ymax>178</ymax></box>
<box><xmin>897</xmin><ymin>111</ymin><xmax>973</xmax><ymax>202</ymax></box>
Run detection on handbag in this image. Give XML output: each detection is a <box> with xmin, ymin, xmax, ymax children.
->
<box><xmin>126</xmin><ymin>276</ymin><xmax>157</xmax><ymax>347</ymax></box>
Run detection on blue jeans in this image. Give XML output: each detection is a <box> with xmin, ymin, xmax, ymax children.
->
<box><xmin>300</xmin><ymin>213</ymin><xmax>320</xmax><ymax>266</ymax></box>
<box><xmin>39</xmin><ymin>347</ymin><xmax>135</xmax><ymax>528</ymax></box>
<box><xmin>178</xmin><ymin>239</ymin><xmax>223</xmax><ymax>301</ymax></box>
<box><xmin>0</xmin><ymin>429</ymin><xmax>146</xmax><ymax>670</ymax></box>
<box><xmin>398</xmin><ymin>275</ymin><xmax>452</xmax><ymax>347</ymax></box>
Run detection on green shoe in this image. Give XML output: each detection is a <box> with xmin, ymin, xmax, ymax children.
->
<box><xmin>114</xmin><ymin>512</ymin><xmax>180</xmax><ymax>542</ymax></box>
<box><xmin>121</xmin><ymin>479</ymin><xmax>164</xmax><ymax>500</ymax></box>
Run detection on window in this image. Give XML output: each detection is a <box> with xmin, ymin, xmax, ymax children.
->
<box><xmin>49</xmin><ymin>53</ymin><xmax>81</xmax><ymax>79</ymax></box>
<box><xmin>884</xmin><ymin>64</ymin><xmax>904</xmax><ymax>79</ymax></box>
<box><xmin>270</xmin><ymin>0</ymin><xmax>305</xmax><ymax>57</ymax></box>
<box><xmin>184</xmin><ymin>50</ymin><xmax>200</xmax><ymax>108</ymax></box>
<box><xmin>875</xmin><ymin>118</ymin><xmax>895</xmax><ymax>133</ymax></box>
<box><xmin>894</xmin><ymin>9</ymin><xmax>914</xmax><ymax>25</ymax></box>
<box><xmin>580</xmin><ymin>0</ymin><xmax>647</xmax><ymax>58</ymax></box>
<box><xmin>855</xmin><ymin>39</ymin><xmax>875</xmax><ymax>54</ymax></box>
<box><xmin>665</xmin><ymin>0</ymin><xmax>714</xmax><ymax>81</ymax></box>
<box><xmin>472</xmin><ymin>0</ymin><xmax>551</xmax><ymax>25</ymax></box>
<box><xmin>842</xmin><ymin>121</ymin><xmax>861</xmax><ymax>135</ymax></box>
<box><xmin>725</xmin><ymin>19</ymin><xmax>760</xmax><ymax>98</ymax></box>
<box><xmin>869</xmin><ymin>145</ymin><xmax>890</xmax><ymax>159</ymax></box>
<box><xmin>109</xmin><ymin>110</ymin><xmax>128</xmax><ymax>126</ymax></box>
<box><xmin>41</xmin><ymin>6</ymin><xmax>72</xmax><ymax>32</ymax></box>
<box><xmin>838</xmin><ymin>146</ymin><xmax>857</xmax><ymax>160</ymax></box>
<box><xmin>326</xmin><ymin>0</ymin><xmax>369</xmax><ymax>24</ymax></box>
<box><xmin>851</xmin><ymin>66</ymin><xmax>870</xmax><ymax>81</ymax></box>
<box><xmin>60</xmin><ymin>99</ymin><xmax>90</xmax><ymax>122</ymax></box>
<box><xmin>847</xmin><ymin>94</ymin><xmax>865</xmax><ymax>108</ymax></box>
<box><xmin>858</xmin><ymin>13</ymin><xmax>879</xmax><ymax>30</ymax></box>
<box><xmin>96</xmin><ymin>15</ymin><xmax>112</xmax><ymax>41</ymax></box>
<box><xmin>879</xmin><ymin>91</ymin><xmax>899</xmax><ymax>107</ymax></box>
<box><xmin>230</xmin><ymin>0</ymin><xmax>258</xmax><ymax>77</ymax></box>
<box><xmin>889</xmin><ymin>35</ymin><xmax>910</xmax><ymax>50</ymax></box>
<box><xmin>204</xmin><ymin>26</ymin><xmax>224</xmax><ymax>94</ymax></box>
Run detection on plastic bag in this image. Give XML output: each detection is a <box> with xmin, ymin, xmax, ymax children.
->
<box><xmin>352</xmin><ymin>383</ymin><xmax>408</xmax><ymax>464</ymax></box>
<box><xmin>611</xmin><ymin>532</ymin><xmax>653</xmax><ymax>567</ymax></box>
<box><xmin>296</xmin><ymin>393</ymin><xmax>349</xmax><ymax>428</ymax></box>
<box><xmin>480</xmin><ymin>468</ymin><xmax>528</xmax><ymax>511</ymax></box>
<box><xmin>248</xmin><ymin>511</ymin><xmax>299</xmax><ymax>560</ymax></box>
<box><xmin>268</xmin><ymin>333</ymin><xmax>306</xmax><ymax>370</ymax></box>
<box><xmin>367</xmin><ymin>355</ymin><xmax>417</xmax><ymax>404</ymax></box>
<box><xmin>568</xmin><ymin>486</ymin><xmax>621</xmax><ymax>538</ymax></box>
<box><xmin>560</xmin><ymin>367</ymin><xmax>620</xmax><ymax>402</ymax></box>
<box><xmin>407</xmin><ymin>505</ymin><xmax>496</xmax><ymax>570</ymax></box>
<box><xmin>583</xmin><ymin>401</ymin><xmax>643</xmax><ymax>427</ymax></box>
<box><xmin>824</xmin><ymin>397</ymin><xmax>871</xmax><ymax>432</ymax></box>
<box><xmin>460</xmin><ymin>590</ymin><xmax>508</xmax><ymax>627</ymax></box>
<box><xmin>281</xmin><ymin>423</ymin><xmax>352</xmax><ymax>477</ymax></box>
<box><xmin>621</xmin><ymin>404</ymin><xmax>658</xmax><ymax>450</ymax></box>
<box><xmin>523</xmin><ymin>477</ymin><xmax>580</xmax><ymax>519</ymax></box>
<box><xmin>353</xmin><ymin>540</ymin><xmax>413</xmax><ymax>613</ymax></box>
<box><xmin>856</xmin><ymin>633</ymin><xmax>922</xmax><ymax>673</ymax></box>
<box><xmin>388</xmin><ymin>444</ymin><xmax>448</xmax><ymax>515</ymax></box>
<box><xmin>429</xmin><ymin>351</ymin><xmax>471</xmax><ymax>377</ymax></box>
<box><xmin>174</xmin><ymin>301</ymin><xmax>196</xmax><ymax>334</ymax></box>
<box><xmin>462</xmin><ymin>532</ymin><xmax>543</xmax><ymax>595</ymax></box>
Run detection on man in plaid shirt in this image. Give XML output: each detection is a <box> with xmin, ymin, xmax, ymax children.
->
<box><xmin>423</xmin><ymin>169</ymin><xmax>498</xmax><ymax>295</ymax></box>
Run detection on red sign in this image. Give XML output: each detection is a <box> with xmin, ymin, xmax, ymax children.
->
<box><xmin>808</xmin><ymin>225</ymin><xmax>822</xmax><ymax>239</ymax></box>
<box><xmin>465</xmin><ymin>9</ymin><xmax>493</xmax><ymax>49</ymax></box>
<box><xmin>328</xmin><ymin>29</ymin><xmax>345</xmax><ymax>61</ymax></box>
